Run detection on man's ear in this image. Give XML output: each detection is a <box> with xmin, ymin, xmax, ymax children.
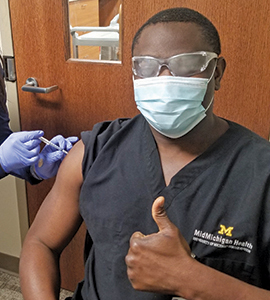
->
<box><xmin>215</xmin><ymin>57</ymin><xmax>226</xmax><ymax>91</ymax></box>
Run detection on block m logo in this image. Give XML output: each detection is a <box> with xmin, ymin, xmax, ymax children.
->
<box><xmin>218</xmin><ymin>225</ymin><xmax>234</xmax><ymax>237</ymax></box>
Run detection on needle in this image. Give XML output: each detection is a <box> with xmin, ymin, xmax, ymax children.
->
<box><xmin>39</xmin><ymin>136</ymin><xmax>68</xmax><ymax>155</ymax></box>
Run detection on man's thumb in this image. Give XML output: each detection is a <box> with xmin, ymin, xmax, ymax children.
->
<box><xmin>152</xmin><ymin>196</ymin><xmax>172</xmax><ymax>232</ymax></box>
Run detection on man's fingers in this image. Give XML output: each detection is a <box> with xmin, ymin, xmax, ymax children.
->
<box><xmin>131</xmin><ymin>231</ymin><xmax>145</xmax><ymax>239</ymax></box>
<box><xmin>126</xmin><ymin>231</ymin><xmax>145</xmax><ymax>266</ymax></box>
<box><xmin>129</xmin><ymin>232</ymin><xmax>146</xmax><ymax>246</ymax></box>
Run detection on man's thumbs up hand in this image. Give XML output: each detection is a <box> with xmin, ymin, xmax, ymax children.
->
<box><xmin>152</xmin><ymin>196</ymin><xmax>176</xmax><ymax>232</ymax></box>
<box><xmin>125</xmin><ymin>196</ymin><xmax>191</xmax><ymax>294</ymax></box>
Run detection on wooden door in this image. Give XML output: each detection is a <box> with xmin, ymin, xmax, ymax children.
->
<box><xmin>9</xmin><ymin>0</ymin><xmax>270</xmax><ymax>292</ymax></box>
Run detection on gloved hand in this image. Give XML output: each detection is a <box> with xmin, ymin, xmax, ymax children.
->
<box><xmin>0</xmin><ymin>130</ymin><xmax>44</xmax><ymax>173</ymax></box>
<box><xmin>33</xmin><ymin>135</ymin><xmax>78</xmax><ymax>179</ymax></box>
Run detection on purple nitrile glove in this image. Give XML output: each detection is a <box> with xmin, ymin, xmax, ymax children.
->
<box><xmin>0</xmin><ymin>130</ymin><xmax>43</xmax><ymax>173</ymax></box>
<box><xmin>33</xmin><ymin>135</ymin><xmax>78</xmax><ymax>179</ymax></box>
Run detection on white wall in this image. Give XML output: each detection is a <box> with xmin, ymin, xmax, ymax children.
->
<box><xmin>0</xmin><ymin>0</ymin><xmax>29</xmax><ymax>258</ymax></box>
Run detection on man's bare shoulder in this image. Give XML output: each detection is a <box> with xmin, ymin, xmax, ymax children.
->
<box><xmin>54</xmin><ymin>139</ymin><xmax>84</xmax><ymax>187</ymax></box>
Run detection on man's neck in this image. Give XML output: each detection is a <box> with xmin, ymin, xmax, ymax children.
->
<box><xmin>151</xmin><ymin>115</ymin><xmax>229</xmax><ymax>186</ymax></box>
<box><xmin>152</xmin><ymin>114</ymin><xmax>229</xmax><ymax>156</ymax></box>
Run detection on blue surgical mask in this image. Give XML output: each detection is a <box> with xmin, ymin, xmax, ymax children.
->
<box><xmin>133</xmin><ymin>71</ymin><xmax>215</xmax><ymax>139</ymax></box>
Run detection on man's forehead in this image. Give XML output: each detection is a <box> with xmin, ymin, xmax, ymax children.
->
<box><xmin>133</xmin><ymin>22</ymin><xmax>211</xmax><ymax>57</ymax></box>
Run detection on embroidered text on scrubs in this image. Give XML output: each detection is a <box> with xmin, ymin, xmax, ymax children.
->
<box><xmin>193</xmin><ymin>229</ymin><xmax>253</xmax><ymax>253</ymax></box>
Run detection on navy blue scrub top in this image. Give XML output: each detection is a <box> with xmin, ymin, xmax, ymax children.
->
<box><xmin>0</xmin><ymin>64</ymin><xmax>12</xmax><ymax>145</ymax></box>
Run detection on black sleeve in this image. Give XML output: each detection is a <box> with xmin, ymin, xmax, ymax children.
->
<box><xmin>81</xmin><ymin>118</ymin><xmax>130</xmax><ymax>179</ymax></box>
<box><xmin>0</xmin><ymin>164</ymin><xmax>7</xmax><ymax>179</ymax></box>
<box><xmin>0</xmin><ymin>64</ymin><xmax>12</xmax><ymax>145</ymax></box>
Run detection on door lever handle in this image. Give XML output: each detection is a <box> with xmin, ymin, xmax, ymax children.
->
<box><xmin>22</xmin><ymin>77</ymin><xmax>58</xmax><ymax>94</ymax></box>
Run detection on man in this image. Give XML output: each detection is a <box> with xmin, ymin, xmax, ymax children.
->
<box><xmin>19</xmin><ymin>7</ymin><xmax>270</xmax><ymax>300</ymax></box>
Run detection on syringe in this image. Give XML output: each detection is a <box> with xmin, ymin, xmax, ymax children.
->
<box><xmin>39</xmin><ymin>136</ymin><xmax>68</xmax><ymax>155</ymax></box>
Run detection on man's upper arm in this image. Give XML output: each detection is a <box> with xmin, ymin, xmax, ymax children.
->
<box><xmin>24</xmin><ymin>140</ymin><xmax>85</xmax><ymax>254</ymax></box>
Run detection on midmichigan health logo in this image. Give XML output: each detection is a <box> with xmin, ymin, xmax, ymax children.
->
<box><xmin>192</xmin><ymin>224</ymin><xmax>253</xmax><ymax>254</ymax></box>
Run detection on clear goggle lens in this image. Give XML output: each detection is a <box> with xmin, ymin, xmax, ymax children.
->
<box><xmin>132</xmin><ymin>51</ymin><xmax>218</xmax><ymax>78</ymax></box>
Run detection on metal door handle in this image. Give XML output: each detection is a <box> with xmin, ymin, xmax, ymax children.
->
<box><xmin>22</xmin><ymin>77</ymin><xmax>58</xmax><ymax>94</ymax></box>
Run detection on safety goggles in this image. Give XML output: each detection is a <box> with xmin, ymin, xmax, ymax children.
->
<box><xmin>132</xmin><ymin>51</ymin><xmax>218</xmax><ymax>78</ymax></box>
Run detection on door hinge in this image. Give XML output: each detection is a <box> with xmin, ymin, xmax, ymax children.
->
<box><xmin>3</xmin><ymin>56</ymin><xmax>16</xmax><ymax>82</ymax></box>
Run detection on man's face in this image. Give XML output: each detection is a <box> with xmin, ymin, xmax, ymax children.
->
<box><xmin>133</xmin><ymin>22</ymin><xmax>224</xmax><ymax>108</ymax></box>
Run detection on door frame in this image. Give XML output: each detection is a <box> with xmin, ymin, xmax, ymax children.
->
<box><xmin>0</xmin><ymin>0</ymin><xmax>29</xmax><ymax>270</ymax></box>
